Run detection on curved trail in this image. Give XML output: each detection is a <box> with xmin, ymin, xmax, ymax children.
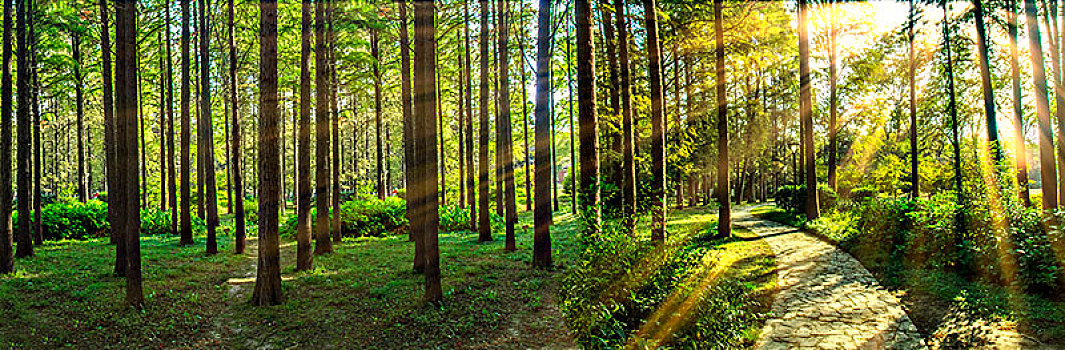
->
<box><xmin>734</xmin><ymin>207</ymin><xmax>927</xmax><ymax>350</ymax></box>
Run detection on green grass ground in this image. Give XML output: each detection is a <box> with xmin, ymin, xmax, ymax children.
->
<box><xmin>0</xmin><ymin>206</ymin><xmax>778</xmax><ymax>349</ymax></box>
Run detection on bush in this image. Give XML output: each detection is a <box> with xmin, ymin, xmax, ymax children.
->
<box><xmin>36</xmin><ymin>200</ymin><xmax>109</xmax><ymax>240</ymax></box>
<box><xmin>242</xmin><ymin>198</ymin><xmax>259</xmax><ymax>224</ymax></box>
<box><xmin>774</xmin><ymin>184</ymin><xmax>837</xmax><ymax>214</ymax></box>
<box><xmin>140</xmin><ymin>208</ymin><xmax>173</xmax><ymax>235</ymax></box>
<box><xmin>282</xmin><ymin>197</ymin><xmax>407</xmax><ymax>239</ymax></box>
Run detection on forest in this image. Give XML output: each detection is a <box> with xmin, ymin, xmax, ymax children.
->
<box><xmin>1</xmin><ymin>0</ymin><xmax>1065</xmax><ymax>348</ymax></box>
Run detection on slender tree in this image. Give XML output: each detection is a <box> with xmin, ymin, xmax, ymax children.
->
<box><xmin>532</xmin><ymin>0</ymin><xmax>553</xmax><ymax>267</ymax></box>
<box><xmin>15</xmin><ymin>0</ymin><xmax>32</xmax><ymax>258</ymax></box>
<box><xmin>328</xmin><ymin>0</ymin><xmax>341</xmax><ymax>243</ymax></box>
<box><xmin>827</xmin><ymin>0</ymin><xmax>839</xmax><ymax>193</ymax></box>
<box><xmin>798</xmin><ymin>0</ymin><xmax>819</xmax><ymax>220</ymax></box>
<box><xmin>645</xmin><ymin>0</ymin><xmax>665</xmax><ymax>242</ymax></box>
<box><xmin>908</xmin><ymin>0</ymin><xmax>918</xmax><ymax>198</ymax></box>
<box><xmin>464</xmin><ymin>0</ymin><xmax>475</xmax><ymax>230</ymax></box>
<box><xmin>498</xmin><ymin>0</ymin><xmax>516</xmax><ymax>252</ymax></box>
<box><xmin>374</xmin><ymin>28</ymin><xmax>385</xmax><ymax>200</ymax></box>
<box><xmin>200</xmin><ymin>0</ymin><xmax>220</xmax><ymax>255</ymax></box>
<box><xmin>477</xmin><ymin>0</ymin><xmax>491</xmax><ymax>243</ymax></box>
<box><xmin>714</xmin><ymin>0</ymin><xmax>730</xmax><ymax>238</ymax></box>
<box><xmin>295</xmin><ymin>0</ymin><xmax>314</xmax><ymax>270</ymax></box>
<box><xmin>972</xmin><ymin>0</ymin><xmax>1001</xmax><ymax>165</ymax></box>
<box><xmin>115</xmin><ymin>0</ymin><xmax>142</xmax><ymax>306</ymax></box>
<box><xmin>616</xmin><ymin>0</ymin><xmax>635</xmax><ymax>227</ymax></box>
<box><xmin>166</xmin><ymin>0</ymin><xmax>177</xmax><ymax>235</ymax></box>
<box><xmin>398</xmin><ymin>0</ymin><xmax>425</xmax><ymax>273</ymax></box>
<box><xmin>74</xmin><ymin>31</ymin><xmax>87</xmax><ymax>202</ymax></box>
<box><xmin>0</xmin><ymin>0</ymin><xmax>12</xmax><ymax>273</ymax></box>
<box><xmin>229</xmin><ymin>0</ymin><xmax>246</xmax><ymax>254</ymax></box>
<box><xmin>158</xmin><ymin>32</ymin><xmax>167</xmax><ymax>211</ymax></box>
<box><xmin>574</xmin><ymin>0</ymin><xmax>598</xmax><ymax>236</ymax></box>
<box><xmin>251</xmin><ymin>0</ymin><xmax>283</xmax><ymax>306</ymax></box>
<box><xmin>314</xmin><ymin>0</ymin><xmax>333</xmax><ymax>255</ymax></box>
<box><xmin>1025</xmin><ymin>0</ymin><xmax>1058</xmax><ymax>209</ymax></box>
<box><xmin>413</xmin><ymin>0</ymin><xmax>441</xmax><ymax>302</ymax></box>
<box><xmin>1008</xmin><ymin>0</ymin><xmax>1031</xmax><ymax>206</ymax></box>
<box><xmin>179</xmin><ymin>0</ymin><xmax>194</xmax><ymax>246</ymax></box>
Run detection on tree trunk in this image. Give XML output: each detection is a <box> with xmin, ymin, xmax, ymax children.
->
<box><xmin>374</xmin><ymin>28</ymin><xmax>385</xmax><ymax>200</ymax></box>
<box><xmin>645</xmin><ymin>0</ymin><xmax>665</xmax><ymax>242</ymax></box>
<box><xmin>74</xmin><ymin>31</ymin><xmax>87</xmax><ymax>202</ymax></box>
<box><xmin>0</xmin><ymin>0</ymin><xmax>13</xmax><ymax>273</ymax></box>
<box><xmin>972</xmin><ymin>0</ymin><xmax>1001</xmax><ymax>166</ymax></box>
<box><xmin>229</xmin><ymin>0</ymin><xmax>245</xmax><ymax>254</ymax></box>
<box><xmin>520</xmin><ymin>29</ymin><xmax>531</xmax><ymax>212</ymax></box>
<box><xmin>398</xmin><ymin>1</ymin><xmax>423</xmax><ymax>271</ymax></box>
<box><xmin>799</xmin><ymin>0</ymin><xmax>819</xmax><ymax>220</ymax></box>
<box><xmin>413</xmin><ymin>0</ymin><xmax>441</xmax><ymax>303</ymax></box>
<box><xmin>575</xmin><ymin>0</ymin><xmax>599</xmax><ymax>236</ymax></box>
<box><xmin>827</xmin><ymin>1</ymin><xmax>839</xmax><ymax>194</ymax></box>
<box><xmin>908</xmin><ymin>0</ymin><xmax>918</xmax><ymax>198</ymax></box>
<box><xmin>1008</xmin><ymin>0</ymin><xmax>1031</xmax><ymax>207</ymax></box>
<box><xmin>615</xmin><ymin>0</ymin><xmax>636</xmax><ymax>229</ymax></box>
<box><xmin>251</xmin><ymin>0</ymin><xmax>283</xmax><ymax>306</ymax></box>
<box><xmin>329</xmin><ymin>2</ymin><xmax>341</xmax><ymax>243</ymax></box>
<box><xmin>714</xmin><ymin>0</ymin><xmax>730</xmax><ymax>238</ymax></box>
<box><xmin>477</xmin><ymin>0</ymin><xmax>492</xmax><ymax>243</ymax></box>
<box><xmin>200</xmin><ymin>0</ymin><xmax>219</xmax><ymax>255</ymax></box>
<box><xmin>30</xmin><ymin>9</ymin><xmax>40</xmax><ymax>245</ymax></box>
<box><xmin>158</xmin><ymin>32</ymin><xmax>167</xmax><ymax>211</ymax></box>
<box><xmin>463</xmin><ymin>0</ymin><xmax>475</xmax><ymax>232</ymax></box>
<box><xmin>295</xmin><ymin>0</ymin><xmax>313</xmax><ymax>271</ymax></box>
<box><xmin>1025</xmin><ymin>0</ymin><xmax>1058</xmax><ymax>209</ymax></box>
<box><xmin>15</xmin><ymin>0</ymin><xmax>32</xmax><ymax>258</ymax></box>
<box><xmin>1043</xmin><ymin>1</ymin><xmax>1065</xmax><ymax>202</ymax></box>
<box><xmin>179</xmin><ymin>0</ymin><xmax>194</xmax><ymax>246</ymax></box>
<box><xmin>314</xmin><ymin>0</ymin><xmax>333</xmax><ymax>255</ymax></box>
<box><xmin>115</xmin><ymin>0</ymin><xmax>142</xmax><ymax>306</ymax></box>
<box><xmin>532</xmin><ymin>0</ymin><xmax>553</xmax><ymax>268</ymax></box>
<box><xmin>497</xmin><ymin>0</ymin><xmax>516</xmax><ymax>252</ymax></box>
<box><xmin>165</xmin><ymin>0</ymin><xmax>177</xmax><ymax>234</ymax></box>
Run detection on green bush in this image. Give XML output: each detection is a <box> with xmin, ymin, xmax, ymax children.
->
<box><xmin>37</xmin><ymin>200</ymin><xmax>109</xmax><ymax>240</ymax></box>
<box><xmin>242</xmin><ymin>198</ymin><xmax>259</xmax><ymax>224</ymax></box>
<box><xmin>282</xmin><ymin>197</ymin><xmax>407</xmax><ymax>239</ymax></box>
<box><xmin>140</xmin><ymin>208</ymin><xmax>173</xmax><ymax>235</ymax></box>
<box><xmin>774</xmin><ymin>184</ymin><xmax>837</xmax><ymax>214</ymax></box>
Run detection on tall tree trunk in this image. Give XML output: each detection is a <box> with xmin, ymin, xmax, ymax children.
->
<box><xmin>251</xmin><ymin>0</ymin><xmax>283</xmax><ymax>306</ymax></box>
<box><xmin>457</xmin><ymin>30</ymin><xmax>467</xmax><ymax>209</ymax></box>
<box><xmin>15</xmin><ymin>0</ymin><xmax>32</xmax><ymax>258</ymax></box>
<box><xmin>101</xmin><ymin>0</ymin><xmax>126</xmax><ymax>275</ymax></box>
<box><xmin>374</xmin><ymin>28</ymin><xmax>385</xmax><ymax>200</ymax></box>
<box><xmin>295</xmin><ymin>0</ymin><xmax>313</xmax><ymax>271</ymax></box>
<box><xmin>1025</xmin><ymin>0</ymin><xmax>1058</xmax><ymax>209</ymax></box>
<box><xmin>399</xmin><ymin>1</ymin><xmax>422</xmax><ymax>265</ymax></box>
<box><xmin>328</xmin><ymin>2</ymin><xmax>341</xmax><ymax>243</ymax></box>
<box><xmin>645</xmin><ymin>0</ymin><xmax>665</xmax><ymax>242</ymax></box>
<box><xmin>1008</xmin><ymin>0</ymin><xmax>1031</xmax><ymax>207</ymax></box>
<box><xmin>477</xmin><ymin>0</ymin><xmax>492</xmax><ymax>243</ymax></box>
<box><xmin>944</xmin><ymin>0</ymin><xmax>967</xmax><ymax>235</ymax></box>
<box><xmin>30</xmin><ymin>7</ymin><xmax>40</xmax><ymax>245</ymax></box>
<box><xmin>827</xmin><ymin>1</ymin><xmax>839</xmax><ymax>193</ymax></box>
<box><xmin>566</xmin><ymin>36</ymin><xmax>576</xmax><ymax>214</ymax></box>
<box><xmin>159</xmin><ymin>32</ymin><xmax>167</xmax><ymax>211</ymax></box>
<box><xmin>498</xmin><ymin>0</ymin><xmax>516</xmax><ymax>252</ymax></box>
<box><xmin>799</xmin><ymin>0</ymin><xmax>819</xmax><ymax>220</ymax></box>
<box><xmin>908</xmin><ymin>0</ymin><xmax>918</xmax><ymax>198</ymax></box>
<box><xmin>314</xmin><ymin>0</ymin><xmax>333</xmax><ymax>255</ymax></box>
<box><xmin>229</xmin><ymin>0</ymin><xmax>245</xmax><ymax>254</ymax></box>
<box><xmin>575</xmin><ymin>0</ymin><xmax>599</xmax><ymax>236</ymax></box>
<box><xmin>1044</xmin><ymin>1</ymin><xmax>1065</xmax><ymax>202</ymax></box>
<box><xmin>0</xmin><ymin>0</ymin><xmax>13</xmax><ymax>273</ymax></box>
<box><xmin>115</xmin><ymin>0</ymin><xmax>142</xmax><ymax>306</ymax></box>
<box><xmin>413</xmin><ymin>0</ymin><xmax>441</xmax><ymax>303</ymax></box>
<box><xmin>200</xmin><ymin>0</ymin><xmax>219</xmax><ymax>255</ymax></box>
<box><xmin>714</xmin><ymin>0</ymin><xmax>730</xmax><ymax>238</ymax></box>
<box><xmin>973</xmin><ymin>0</ymin><xmax>1001</xmax><ymax>165</ymax></box>
<box><xmin>532</xmin><ymin>0</ymin><xmax>553</xmax><ymax>268</ymax></box>
<box><xmin>74</xmin><ymin>31</ymin><xmax>87</xmax><ymax>202</ymax></box>
<box><xmin>463</xmin><ymin>0</ymin><xmax>475</xmax><ymax>232</ymax></box>
<box><xmin>616</xmin><ymin>0</ymin><xmax>635</xmax><ymax>228</ymax></box>
<box><xmin>166</xmin><ymin>0</ymin><xmax>177</xmax><ymax>234</ymax></box>
<box><xmin>520</xmin><ymin>29</ymin><xmax>532</xmax><ymax>212</ymax></box>
<box><xmin>179</xmin><ymin>0</ymin><xmax>194</xmax><ymax>246</ymax></box>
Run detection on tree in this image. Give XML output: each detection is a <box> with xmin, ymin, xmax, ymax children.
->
<box><xmin>532</xmin><ymin>0</ymin><xmax>552</xmax><ymax>268</ymax></box>
<box><xmin>477</xmin><ymin>0</ymin><xmax>491</xmax><ymax>243</ymax></box>
<box><xmin>463</xmin><ymin>0</ymin><xmax>475</xmax><ymax>232</ymax></box>
<box><xmin>251</xmin><ymin>0</ymin><xmax>283</xmax><ymax>306</ymax></box>
<box><xmin>295</xmin><ymin>0</ymin><xmax>314</xmax><ymax>271</ymax></box>
<box><xmin>1024</xmin><ymin>0</ymin><xmax>1058</xmax><ymax>209</ymax></box>
<box><xmin>166</xmin><ymin>0</ymin><xmax>177</xmax><ymax>236</ymax></box>
<box><xmin>1007</xmin><ymin>0</ymin><xmax>1031</xmax><ymax>206</ymax></box>
<box><xmin>972</xmin><ymin>0</ymin><xmax>1000</xmax><ymax>165</ymax></box>
<box><xmin>328</xmin><ymin>1</ymin><xmax>341</xmax><ymax>244</ymax></box>
<box><xmin>199</xmin><ymin>0</ymin><xmax>220</xmax><ymax>255</ymax></box>
<box><xmin>229</xmin><ymin>0</ymin><xmax>246</xmax><ymax>254</ymax></box>
<box><xmin>179</xmin><ymin>0</ymin><xmax>194</xmax><ymax>246</ymax></box>
<box><xmin>907</xmin><ymin>0</ymin><xmax>917</xmax><ymax>199</ymax></box>
<box><xmin>616</xmin><ymin>0</ymin><xmax>636</xmax><ymax>227</ymax></box>
<box><xmin>15</xmin><ymin>0</ymin><xmax>32</xmax><ymax>259</ymax></box>
<box><xmin>574</xmin><ymin>0</ymin><xmax>599</xmax><ymax>236</ymax></box>
<box><xmin>413</xmin><ymin>0</ymin><xmax>441</xmax><ymax>303</ymax></box>
<box><xmin>798</xmin><ymin>0</ymin><xmax>819</xmax><ymax>220</ymax></box>
<box><xmin>398</xmin><ymin>0</ymin><xmax>424</xmax><ymax>272</ymax></box>
<box><xmin>645</xmin><ymin>0</ymin><xmax>665</xmax><ymax>242</ymax></box>
<box><xmin>115</xmin><ymin>0</ymin><xmax>142</xmax><ymax>306</ymax></box>
<box><xmin>497</xmin><ymin>0</ymin><xmax>516</xmax><ymax>252</ymax></box>
<box><xmin>714</xmin><ymin>0</ymin><xmax>730</xmax><ymax>238</ymax></box>
<box><xmin>0</xmin><ymin>0</ymin><xmax>12</xmax><ymax>274</ymax></box>
<box><xmin>374</xmin><ymin>27</ymin><xmax>385</xmax><ymax>200</ymax></box>
<box><xmin>74</xmin><ymin>31</ymin><xmax>87</xmax><ymax>202</ymax></box>
<box><xmin>314</xmin><ymin>0</ymin><xmax>333</xmax><ymax>255</ymax></box>
<box><xmin>827</xmin><ymin>0</ymin><xmax>839</xmax><ymax>193</ymax></box>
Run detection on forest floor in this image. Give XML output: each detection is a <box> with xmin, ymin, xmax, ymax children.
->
<box><xmin>0</xmin><ymin>210</ymin><xmax>581</xmax><ymax>349</ymax></box>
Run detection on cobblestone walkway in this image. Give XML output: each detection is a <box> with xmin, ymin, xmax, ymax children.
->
<box><xmin>735</xmin><ymin>207</ymin><xmax>927</xmax><ymax>350</ymax></box>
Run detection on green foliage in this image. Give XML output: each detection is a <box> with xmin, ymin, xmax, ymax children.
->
<box><xmin>242</xmin><ymin>199</ymin><xmax>259</xmax><ymax>225</ymax></box>
<box><xmin>773</xmin><ymin>183</ymin><xmax>836</xmax><ymax>214</ymax></box>
<box><xmin>36</xmin><ymin>200</ymin><xmax>109</xmax><ymax>240</ymax></box>
<box><xmin>139</xmin><ymin>208</ymin><xmax>173</xmax><ymax>236</ymax></box>
<box><xmin>282</xmin><ymin>197</ymin><xmax>406</xmax><ymax>239</ymax></box>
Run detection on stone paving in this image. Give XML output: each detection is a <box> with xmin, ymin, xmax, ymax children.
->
<box><xmin>734</xmin><ymin>207</ymin><xmax>928</xmax><ymax>350</ymax></box>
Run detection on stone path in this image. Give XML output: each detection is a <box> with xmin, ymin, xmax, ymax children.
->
<box><xmin>734</xmin><ymin>207</ymin><xmax>928</xmax><ymax>350</ymax></box>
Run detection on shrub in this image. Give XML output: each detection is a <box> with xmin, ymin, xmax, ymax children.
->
<box><xmin>775</xmin><ymin>184</ymin><xmax>838</xmax><ymax>214</ymax></box>
<box><xmin>282</xmin><ymin>197</ymin><xmax>407</xmax><ymax>239</ymax></box>
<box><xmin>140</xmin><ymin>208</ymin><xmax>173</xmax><ymax>235</ymax></box>
<box><xmin>37</xmin><ymin>200</ymin><xmax>109</xmax><ymax>240</ymax></box>
<box><xmin>242</xmin><ymin>198</ymin><xmax>259</xmax><ymax>224</ymax></box>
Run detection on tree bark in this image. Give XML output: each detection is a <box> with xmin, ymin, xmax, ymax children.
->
<box><xmin>74</xmin><ymin>31</ymin><xmax>87</xmax><ymax>202</ymax></box>
<box><xmin>575</xmin><ymin>0</ymin><xmax>599</xmax><ymax>236</ymax></box>
<box><xmin>498</xmin><ymin>0</ymin><xmax>516</xmax><ymax>252</ymax></box>
<box><xmin>229</xmin><ymin>0</ymin><xmax>246</xmax><ymax>254</ymax></box>
<box><xmin>15</xmin><ymin>0</ymin><xmax>31</xmax><ymax>258</ymax></box>
<box><xmin>115</xmin><ymin>0</ymin><xmax>142</xmax><ymax>306</ymax></box>
<box><xmin>1008</xmin><ymin>0</ymin><xmax>1031</xmax><ymax>207</ymax></box>
<box><xmin>200</xmin><ymin>0</ymin><xmax>219</xmax><ymax>255</ymax></box>
<box><xmin>314</xmin><ymin>0</ymin><xmax>333</xmax><ymax>255</ymax></box>
<box><xmin>413</xmin><ymin>0</ymin><xmax>441</xmax><ymax>303</ymax></box>
<box><xmin>477</xmin><ymin>0</ymin><xmax>492</xmax><ymax>243</ymax></box>
<box><xmin>616</xmin><ymin>0</ymin><xmax>636</xmax><ymax>229</ymax></box>
<box><xmin>166</xmin><ymin>0</ymin><xmax>177</xmax><ymax>235</ymax></box>
<box><xmin>374</xmin><ymin>28</ymin><xmax>385</xmax><ymax>200</ymax></box>
<box><xmin>295</xmin><ymin>0</ymin><xmax>314</xmax><ymax>271</ymax></box>
<box><xmin>1025</xmin><ymin>0</ymin><xmax>1058</xmax><ymax>209</ymax></box>
<box><xmin>908</xmin><ymin>0</ymin><xmax>918</xmax><ymax>198</ymax></box>
<box><xmin>799</xmin><ymin>0</ymin><xmax>819</xmax><ymax>220</ymax></box>
<box><xmin>179</xmin><ymin>0</ymin><xmax>194</xmax><ymax>246</ymax></box>
<box><xmin>251</xmin><ymin>0</ymin><xmax>283</xmax><ymax>306</ymax></box>
<box><xmin>329</xmin><ymin>1</ymin><xmax>341</xmax><ymax>243</ymax></box>
<box><xmin>463</xmin><ymin>0</ymin><xmax>475</xmax><ymax>233</ymax></box>
<box><xmin>645</xmin><ymin>0</ymin><xmax>665</xmax><ymax>242</ymax></box>
<box><xmin>714</xmin><ymin>0</ymin><xmax>730</xmax><ymax>238</ymax></box>
<box><xmin>532</xmin><ymin>0</ymin><xmax>553</xmax><ymax>268</ymax></box>
<box><xmin>0</xmin><ymin>0</ymin><xmax>13</xmax><ymax>273</ymax></box>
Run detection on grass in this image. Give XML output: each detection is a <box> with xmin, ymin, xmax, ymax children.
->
<box><xmin>559</xmin><ymin>207</ymin><xmax>777</xmax><ymax>349</ymax></box>
<box><xmin>749</xmin><ymin>205</ymin><xmax>806</xmax><ymax>228</ymax></box>
<box><xmin>0</xmin><ymin>210</ymin><xmax>582</xmax><ymax>349</ymax></box>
